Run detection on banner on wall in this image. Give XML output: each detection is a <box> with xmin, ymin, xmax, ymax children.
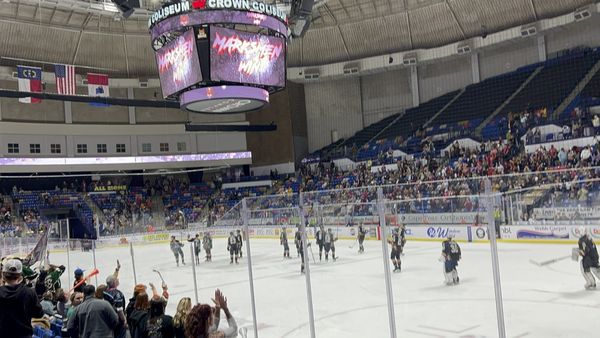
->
<box><xmin>533</xmin><ymin>207</ymin><xmax>600</xmax><ymax>220</ymax></box>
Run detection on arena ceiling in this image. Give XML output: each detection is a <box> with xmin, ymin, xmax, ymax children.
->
<box><xmin>0</xmin><ymin>0</ymin><xmax>594</xmax><ymax>77</ymax></box>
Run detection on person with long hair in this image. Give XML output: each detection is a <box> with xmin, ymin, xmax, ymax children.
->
<box><xmin>129</xmin><ymin>292</ymin><xmax>150</xmax><ymax>338</ymax></box>
<box><xmin>173</xmin><ymin>297</ymin><xmax>191</xmax><ymax>338</ymax></box>
<box><xmin>145</xmin><ymin>296</ymin><xmax>174</xmax><ymax>338</ymax></box>
<box><xmin>185</xmin><ymin>289</ymin><xmax>237</xmax><ymax>338</ymax></box>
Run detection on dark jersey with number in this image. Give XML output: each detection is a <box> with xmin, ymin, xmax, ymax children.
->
<box><xmin>358</xmin><ymin>227</ymin><xmax>366</xmax><ymax>240</ymax></box>
<box><xmin>316</xmin><ymin>229</ymin><xmax>324</xmax><ymax>244</ymax></box>
<box><xmin>235</xmin><ymin>234</ymin><xmax>243</xmax><ymax>248</ymax></box>
<box><xmin>280</xmin><ymin>231</ymin><xmax>288</xmax><ymax>245</ymax></box>
<box><xmin>442</xmin><ymin>240</ymin><xmax>461</xmax><ymax>261</ymax></box>
<box><xmin>579</xmin><ymin>235</ymin><xmax>599</xmax><ymax>267</ymax></box>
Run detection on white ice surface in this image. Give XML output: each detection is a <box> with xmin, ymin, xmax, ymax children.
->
<box><xmin>52</xmin><ymin>239</ymin><xmax>600</xmax><ymax>338</ymax></box>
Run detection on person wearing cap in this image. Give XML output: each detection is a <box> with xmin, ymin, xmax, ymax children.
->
<box><xmin>0</xmin><ymin>258</ymin><xmax>44</xmax><ymax>338</ymax></box>
<box><xmin>105</xmin><ymin>271</ymin><xmax>128</xmax><ymax>338</ymax></box>
<box><xmin>442</xmin><ymin>235</ymin><xmax>461</xmax><ymax>286</ymax></box>
<box><xmin>67</xmin><ymin>284</ymin><xmax>118</xmax><ymax>338</ymax></box>
<box><xmin>73</xmin><ymin>268</ymin><xmax>86</xmax><ymax>293</ymax></box>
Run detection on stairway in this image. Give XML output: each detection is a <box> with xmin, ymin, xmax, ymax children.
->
<box><xmin>552</xmin><ymin>58</ymin><xmax>600</xmax><ymax>119</ymax></box>
<box><xmin>423</xmin><ymin>88</ymin><xmax>465</xmax><ymax>129</ymax></box>
<box><xmin>475</xmin><ymin>66</ymin><xmax>543</xmax><ymax>135</ymax></box>
<box><xmin>152</xmin><ymin>195</ymin><xmax>166</xmax><ymax>227</ymax></box>
<box><xmin>82</xmin><ymin>194</ymin><xmax>107</xmax><ymax>226</ymax></box>
<box><xmin>367</xmin><ymin>110</ymin><xmax>407</xmax><ymax>144</ymax></box>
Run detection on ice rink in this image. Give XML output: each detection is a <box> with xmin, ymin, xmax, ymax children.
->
<box><xmin>52</xmin><ymin>238</ymin><xmax>600</xmax><ymax>338</ymax></box>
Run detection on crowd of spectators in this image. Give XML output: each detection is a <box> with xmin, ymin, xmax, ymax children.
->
<box><xmin>0</xmin><ymin>255</ymin><xmax>238</xmax><ymax>338</ymax></box>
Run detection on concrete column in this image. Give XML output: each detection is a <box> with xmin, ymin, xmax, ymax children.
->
<box><xmin>66</xmin><ymin>135</ymin><xmax>75</xmax><ymax>157</ymax></box>
<box><xmin>189</xmin><ymin>134</ymin><xmax>198</xmax><ymax>154</ymax></box>
<box><xmin>410</xmin><ymin>65</ymin><xmax>419</xmax><ymax>107</ymax></box>
<box><xmin>127</xmin><ymin>87</ymin><xmax>136</xmax><ymax>125</ymax></box>
<box><xmin>130</xmin><ymin>135</ymin><xmax>138</xmax><ymax>156</ymax></box>
<box><xmin>471</xmin><ymin>52</ymin><xmax>480</xmax><ymax>83</ymax></box>
<box><xmin>64</xmin><ymin>101</ymin><xmax>72</xmax><ymax>124</ymax></box>
<box><xmin>537</xmin><ymin>35</ymin><xmax>546</xmax><ymax>62</ymax></box>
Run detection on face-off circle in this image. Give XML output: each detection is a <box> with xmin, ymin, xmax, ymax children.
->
<box><xmin>180</xmin><ymin>86</ymin><xmax>269</xmax><ymax>114</ymax></box>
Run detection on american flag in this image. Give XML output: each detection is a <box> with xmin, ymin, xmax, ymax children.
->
<box><xmin>55</xmin><ymin>64</ymin><xmax>76</xmax><ymax>95</ymax></box>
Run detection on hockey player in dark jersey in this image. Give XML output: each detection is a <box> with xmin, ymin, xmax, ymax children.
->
<box><xmin>298</xmin><ymin>227</ymin><xmax>311</xmax><ymax>274</ymax></box>
<box><xmin>357</xmin><ymin>224</ymin><xmax>367</xmax><ymax>254</ymax></box>
<box><xmin>323</xmin><ymin>228</ymin><xmax>337</xmax><ymax>261</ymax></box>
<box><xmin>170</xmin><ymin>236</ymin><xmax>185</xmax><ymax>266</ymax></box>
<box><xmin>227</xmin><ymin>231</ymin><xmax>239</xmax><ymax>264</ymax></box>
<box><xmin>236</xmin><ymin>229</ymin><xmax>243</xmax><ymax>258</ymax></box>
<box><xmin>578</xmin><ymin>227</ymin><xmax>600</xmax><ymax>289</ymax></box>
<box><xmin>202</xmin><ymin>232</ymin><xmax>213</xmax><ymax>262</ymax></box>
<box><xmin>187</xmin><ymin>233</ymin><xmax>202</xmax><ymax>265</ymax></box>
<box><xmin>315</xmin><ymin>225</ymin><xmax>325</xmax><ymax>260</ymax></box>
<box><xmin>280</xmin><ymin>227</ymin><xmax>291</xmax><ymax>258</ymax></box>
<box><xmin>442</xmin><ymin>235</ymin><xmax>461</xmax><ymax>285</ymax></box>
<box><xmin>388</xmin><ymin>228</ymin><xmax>402</xmax><ymax>272</ymax></box>
<box><xmin>294</xmin><ymin>228</ymin><xmax>302</xmax><ymax>257</ymax></box>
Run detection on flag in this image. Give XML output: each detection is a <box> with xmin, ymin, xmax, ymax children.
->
<box><xmin>55</xmin><ymin>64</ymin><xmax>76</xmax><ymax>95</ymax></box>
<box><xmin>17</xmin><ymin>65</ymin><xmax>42</xmax><ymax>103</ymax></box>
<box><xmin>87</xmin><ymin>73</ymin><xmax>110</xmax><ymax>107</ymax></box>
<box><xmin>23</xmin><ymin>231</ymin><xmax>48</xmax><ymax>266</ymax></box>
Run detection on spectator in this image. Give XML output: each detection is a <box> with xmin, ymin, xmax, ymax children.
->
<box><xmin>562</xmin><ymin>124</ymin><xmax>571</xmax><ymax>139</ymax></box>
<box><xmin>41</xmin><ymin>291</ymin><xmax>56</xmax><ymax>316</ymax></box>
<box><xmin>126</xmin><ymin>283</ymin><xmax>147</xmax><ymax>323</ymax></box>
<box><xmin>72</xmin><ymin>268</ymin><xmax>86</xmax><ymax>293</ymax></box>
<box><xmin>129</xmin><ymin>293</ymin><xmax>150</xmax><ymax>338</ymax></box>
<box><xmin>593</xmin><ymin>114</ymin><xmax>600</xmax><ymax>129</ymax></box>
<box><xmin>185</xmin><ymin>289</ymin><xmax>237</xmax><ymax>338</ymax></box>
<box><xmin>66</xmin><ymin>291</ymin><xmax>84</xmax><ymax>324</ymax></box>
<box><xmin>173</xmin><ymin>297</ymin><xmax>192</xmax><ymax>338</ymax></box>
<box><xmin>0</xmin><ymin>258</ymin><xmax>44</xmax><ymax>337</ymax></box>
<box><xmin>56</xmin><ymin>289</ymin><xmax>68</xmax><ymax>318</ymax></box>
<box><xmin>145</xmin><ymin>296</ymin><xmax>174</xmax><ymax>338</ymax></box>
<box><xmin>105</xmin><ymin>272</ymin><xmax>128</xmax><ymax>338</ymax></box>
<box><xmin>67</xmin><ymin>284</ymin><xmax>119</xmax><ymax>338</ymax></box>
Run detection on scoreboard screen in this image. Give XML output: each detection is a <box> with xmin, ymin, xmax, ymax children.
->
<box><xmin>210</xmin><ymin>26</ymin><xmax>285</xmax><ymax>88</ymax></box>
<box><xmin>156</xmin><ymin>29</ymin><xmax>203</xmax><ymax>98</ymax></box>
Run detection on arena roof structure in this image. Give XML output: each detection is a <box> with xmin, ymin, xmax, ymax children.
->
<box><xmin>0</xmin><ymin>0</ymin><xmax>594</xmax><ymax>77</ymax></box>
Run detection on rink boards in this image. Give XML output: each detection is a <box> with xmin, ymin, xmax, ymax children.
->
<box><xmin>39</xmin><ymin>223</ymin><xmax>599</xmax><ymax>253</ymax></box>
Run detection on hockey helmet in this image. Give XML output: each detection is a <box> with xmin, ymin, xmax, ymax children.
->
<box><xmin>578</xmin><ymin>226</ymin><xmax>588</xmax><ymax>237</ymax></box>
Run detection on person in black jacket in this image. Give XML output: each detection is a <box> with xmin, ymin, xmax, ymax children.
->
<box><xmin>0</xmin><ymin>258</ymin><xmax>44</xmax><ymax>338</ymax></box>
<box><xmin>145</xmin><ymin>296</ymin><xmax>174</xmax><ymax>338</ymax></box>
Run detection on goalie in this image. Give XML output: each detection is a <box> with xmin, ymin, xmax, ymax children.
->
<box><xmin>578</xmin><ymin>227</ymin><xmax>600</xmax><ymax>290</ymax></box>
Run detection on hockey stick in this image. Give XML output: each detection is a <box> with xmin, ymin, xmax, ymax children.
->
<box><xmin>152</xmin><ymin>269</ymin><xmax>166</xmax><ymax>284</ymax></box>
<box><xmin>529</xmin><ymin>255</ymin><xmax>572</xmax><ymax>267</ymax></box>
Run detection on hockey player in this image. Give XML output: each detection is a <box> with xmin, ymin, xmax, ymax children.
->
<box><xmin>297</xmin><ymin>227</ymin><xmax>311</xmax><ymax>274</ymax></box>
<box><xmin>357</xmin><ymin>223</ymin><xmax>367</xmax><ymax>253</ymax></box>
<box><xmin>236</xmin><ymin>229</ymin><xmax>244</xmax><ymax>258</ymax></box>
<box><xmin>388</xmin><ymin>228</ymin><xmax>402</xmax><ymax>272</ymax></box>
<box><xmin>315</xmin><ymin>225</ymin><xmax>325</xmax><ymax>260</ymax></box>
<box><xmin>578</xmin><ymin>227</ymin><xmax>600</xmax><ymax>289</ymax></box>
<box><xmin>294</xmin><ymin>228</ymin><xmax>302</xmax><ymax>257</ymax></box>
<box><xmin>399</xmin><ymin>224</ymin><xmax>407</xmax><ymax>253</ymax></box>
<box><xmin>202</xmin><ymin>232</ymin><xmax>213</xmax><ymax>262</ymax></box>
<box><xmin>187</xmin><ymin>234</ymin><xmax>202</xmax><ymax>265</ymax></box>
<box><xmin>170</xmin><ymin>236</ymin><xmax>185</xmax><ymax>267</ymax></box>
<box><xmin>324</xmin><ymin>228</ymin><xmax>337</xmax><ymax>261</ymax></box>
<box><xmin>280</xmin><ymin>227</ymin><xmax>291</xmax><ymax>258</ymax></box>
<box><xmin>442</xmin><ymin>235</ymin><xmax>461</xmax><ymax>285</ymax></box>
<box><xmin>227</xmin><ymin>231</ymin><xmax>239</xmax><ymax>264</ymax></box>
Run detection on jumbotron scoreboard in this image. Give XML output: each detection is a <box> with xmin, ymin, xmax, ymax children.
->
<box><xmin>149</xmin><ymin>0</ymin><xmax>289</xmax><ymax>114</ymax></box>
